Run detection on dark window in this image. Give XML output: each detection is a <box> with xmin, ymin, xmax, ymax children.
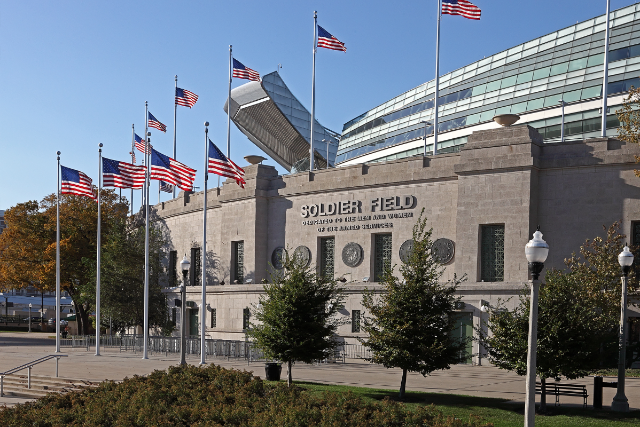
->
<box><xmin>190</xmin><ymin>247</ymin><xmax>201</xmax><ymax>287</ymax></box>
<box><xmin>242</xmin><ymin>308</ymin><xmax>250</xmax><ymax>330</ymax></box>
<box><xmin>609</xmin><ymin>46</ymin><xmax>631</xmax><ymax>63</ymax></box>
<box><xmin>172</xmin><ymin>307</ymin><xmax>177</xmax><ymax>324</ymax></box>
<box><xmin>320</xmin><ymin>237</ymin><xmax>335</xmax><ymax>280</ymax></box>
<box><xmin>632</xmin><ymin>222</ymin><xmax>640</xmax><ymax>247</ymax></box>
<box><xmin>210</xmin><ymin>308</ymin><xmax>216</xmax><ymax>328</ymax></box>
<box><xmin>352</xmin><ymin>310</ymin><xmax>361</xmax><ymax>333</ymax></box>
<box><xmin>583</xmin><ymin>117</ymin><xmax>601</xmax><ymax>133</ymax></box>
<box><xmin>480</xmin><ymin>225</ymin><xmax>505</xmax><ymax>282</ymax></box>
<box><xmin>232</xmin><ymin>241</ymin><xmax>244</xmax><ymax>284</ymax></box>
<box><xmin>374</xmin><ymin>234</ymin><xmax>393</xmax><ymax>282</ymax></box>
<box><xmin>168</xmin><ymin>251</ymin><xmax>177</xmax><ymax>287</ymax></box>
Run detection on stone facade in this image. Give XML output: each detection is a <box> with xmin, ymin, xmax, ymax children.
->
<box><xmin>156</xmin><ymin>125</ymin><xmax>640</xmax><ymax>364</ymax></box>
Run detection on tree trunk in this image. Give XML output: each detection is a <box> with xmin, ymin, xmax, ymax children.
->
<box><xmin>540</xmin><ymin>377</ymin><xmax>547</xmax><ymax>413</ymax></box>
<box><xmin>287</xmin><ymin>360</ymin><xmax>292</xmax><ymax>387</ymax></box>
<box><xmin>399</xmin><ymin>368</ymin><xmax>407</xmax><ymax>399</ymax></box>
<box><xmin>75</xmin><ymin>302</ymin><xmax>91</xmax><ymax>335</ymax></box>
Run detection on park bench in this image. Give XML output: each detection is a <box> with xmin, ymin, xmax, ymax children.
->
<box><xmin>536</xmin><ymin>382</ymin><xmax>588</xmax><ymax>408</ymax></box>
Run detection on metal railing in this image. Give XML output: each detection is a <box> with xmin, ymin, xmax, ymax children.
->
<box><xmin>61</xmin><ymin>335</ymin><xmax>373</xmax><ymax>363</ymax></box>
<box><xmin>0</xmin><ymin>354</ymin><xmax>68</xmax><ymax>397</ymax></box>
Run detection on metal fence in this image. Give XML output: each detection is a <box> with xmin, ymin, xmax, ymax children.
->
<box><xmin>61</xmin><ymin>335</ymin><xmax>372</xmax><ymax>362</ymax></box>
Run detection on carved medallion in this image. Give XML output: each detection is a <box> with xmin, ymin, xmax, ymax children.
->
<box><xmin>271</xmin><ymin>247</ymin><xmax>287</xmax><ymax>270</ymax></box>
<box><xmin>399</xmin><ymin>239</ymin><xmax>415</xmax><ymax>264</ymax></box>
<box><xmin>433</xmin><ymin>238</ymin><xmax>455</xmax><ymax>265</ymax></box>
<box><xmin>293</xmin><ymin>245</ymin><xmax>311</xmax><ymax>267</ymax></box>
<box><xmin>342</xmin><ymin>242</ymin><xmax>364</xmax><ymax>267</ymax></box>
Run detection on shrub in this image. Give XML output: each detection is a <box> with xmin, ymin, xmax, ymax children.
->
<box><xmin>0</xmin><ymin>364</ymin><xmax>491</xmax><ymax>426</ymax></box>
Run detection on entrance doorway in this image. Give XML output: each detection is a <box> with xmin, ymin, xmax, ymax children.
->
<box><xmin>452</xmin><ymin>312</ymin><xmax>473</xmax><ymax>364</ymax></box>
<box><xmin>189</xmin><ymin>308</ymin><xmax>199</xmax><ymax>336</ymax></box>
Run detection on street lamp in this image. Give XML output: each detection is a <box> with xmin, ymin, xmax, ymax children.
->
<box><xmin>28</xmin><ymin>303</ymin><xmax>32</xmax><ymax>333</ymax></box>
<box><xmin>612</xmin><ymin>245</ymin><xmax>633</xmax><ymax>412</ymax></box>
<box><xmin>524</xmin><ymin>227</ymin><xmax>549</xmax><ymax>427</ymax></box>
<box><xmin>180</xmin><ymin>254</ymin><xmax>190</xmax><ymax>366</ymax></box>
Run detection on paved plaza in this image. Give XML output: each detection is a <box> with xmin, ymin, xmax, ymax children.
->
<box><xmin>1</xmin><ymin>332</ymin><xmax>639</xmax><ymax>411</ymax></box>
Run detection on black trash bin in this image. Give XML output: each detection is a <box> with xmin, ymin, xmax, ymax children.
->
<box><xmin>265</xmin><ymin>363</ymin><xmax>282</xmax><ymax>381</ymax></box>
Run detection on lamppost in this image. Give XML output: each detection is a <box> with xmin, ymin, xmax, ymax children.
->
<box><xmin>524</xmin><ymin>227</ymin><xmax>549</xmax><ymax>427</ymax></box>
<box><xmin>28</xmin><ymin>303</ymin><xmax>32</xmax><ymax>333</ymax></box>
<box><xmin>180</xmin><ymin>255</ymin><xmax>190</xmax><ymax>366</ymax></box>
<box><xmin>612</xmin><ymin>245</ymin><xmax>633</xmax><ymax>412</ymax></box>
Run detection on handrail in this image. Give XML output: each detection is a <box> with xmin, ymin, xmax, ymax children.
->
<box><xmin>0</xmin><ymin>354</ymin><xmax>67</xmax><ymax>397</ymax></box>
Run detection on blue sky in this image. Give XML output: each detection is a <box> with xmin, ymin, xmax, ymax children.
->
<box><xmin>0</xmin><ymin>0</ymin><xmax>634</xmax><ymax>209</ymax></box>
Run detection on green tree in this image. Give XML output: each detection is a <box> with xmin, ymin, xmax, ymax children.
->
<box><xmin>481</xmin><ymin>223</ymin><xmax>633</xmax><ymax>412</ymax></box>
<box><xmin>360</xmin><ymin>211</ymin><xmax>467</xmax><ymax>398</ymax></box>
<box><xmin>246</xmin><ymin>254</ymin><xmax>345</xmax><ymax>386</ymax></box>
<box><xmin>85</xmin><ymin>209</ymin><xmax>172</xmax><ymax>335</ymax></box>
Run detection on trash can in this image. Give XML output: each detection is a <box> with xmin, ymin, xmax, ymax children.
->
<box><xmin>265</xmin><ymin>363</ymin><xmax>282</xmax><ymax>381</ymax></box>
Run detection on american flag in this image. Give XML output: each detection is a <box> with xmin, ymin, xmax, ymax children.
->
<box><xmin>102</xmin><ymin>157</ymin><xmax>146</xmax><ymax>189</ymax></box>
<box><xmin>442</xmin><ymin>0</ymin><xmax>481</xmax><ymax>20</ymax></box>
<box><xmin>232</xmin><ymin>59</ymin><xmax>260</xmax><ymax>81</ymax></box>
<box><xmin>175</xmin><ymin>87</ymin><xmax>198</xmax><ymax>108</ymax></box>
<box><xmin>150</xmin><ymin>148</ymin><xmax>196</xmax><ymax>191</ymax></box>
<box><xmin>208</xmin><ymin>139</ymin><xmax>246</xmax><ymax>188</ymax></box>
<box><xmin>134</xmin><ymin>133</ymin><xmax>152</xmax><ymax>154</ymax></box>
<box><xmin>130</xmin><ymin>151</ymin><xmax>136</xmax><ymax>164</ymax></box>
<box><xmin>60</xmin><ymin>165</ymin><xmax>96</xmax><ymax>200</ymax></box>
<box><xmin>160</xmin><ymin>181</ymin><xmax>174</xmax><ymax>193</ymax></box>
<box><xmin>148</xmin><ymin>112</ymin><xmax>167</xmax><ymax>132</ymax></box>
<box><xmin>317</xmin><ymin>26</ymin><xmax>346</xmax><ymax>52</ymax></box>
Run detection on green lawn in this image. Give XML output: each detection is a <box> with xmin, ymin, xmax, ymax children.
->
<box><xmin>289</xmin><ymin>381</ymin><xmax>640</xmax><ymax>427</ymax></box>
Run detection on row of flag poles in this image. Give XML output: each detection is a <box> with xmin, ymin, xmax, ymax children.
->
<box><xmin>54</xmin><ymin>2</ymin><xmax>616</xmax><ymax>364</ymax></box>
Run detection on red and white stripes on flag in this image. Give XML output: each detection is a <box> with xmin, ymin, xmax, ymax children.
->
<box><xmin>317</xmin><ymin>25</ymin><xmax>347</xmax><ymax>52</ymax></box>
<box><xmin>442</xmin><ymin>0</ymin><xmax>481</xmax><ymax>20</ymax></box>
<box><xmin>102</xmin><ymin>158</ymin><xmax>146</xmax><ymax>189</ymax></box>
<box><xmin>232</xmin><ymin>59</ymin><xmax>260</xmax><ymax>81</ymax></box>
<box><xmin>60</xmin><ymin>166</ymin><xmax>97</xmax><ymax>200</ymax></box>
<box><xmin>175</xmin><ymin>87</ymin><xmax>199</xmax><ymax>108</ymax></box>
<box><xmin>150</xmin><ymin>148</ymin><xmax>197</xmax><ymax>192</ymax></box>
<box><xmin>208</xmin><ymin>139</ymin><xmax>246</xmax><ymax>188</ymax></box>
<box><xmin>134</xmin><ymin>134</ymin><xmax>152</xmax><ymax>155</ymax></box>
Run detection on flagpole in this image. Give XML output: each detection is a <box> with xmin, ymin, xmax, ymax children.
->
<box><xmin>433</xmin><ymin>0</ymin><xmax>441</xmax><ymax>156</ymax></box>
<box><xmin>225</xmin><ymin>45</ymin><xmax>232</xmax><ymax>189</ymax></box>
<box><xmin>601</xmin><ymin>0</ymin><xmax>611</xmax><ymax>137</ymax></box>
<box><xmin>158</xmin><ymin>182</ymin><xmax>160</xmax><ymax>204</ymax></box>
<box><xmin>55</xmin><ymin>151</ymin><xmax>61</xmax><ymax>354</ymax></box>
<box><xmin>131</xmin><ymin>124</ymin><xmax>135</xmax><ymax>216</ymax></box>
<box><xmin>201</xmin><ymin>122</ymin><xmax>209</xmax><ymax>365</ymax></box>
<box><xmin>96</xmin><ymin>143</ymin><xmax>102</xmax><ymax>356</ymax></box>
<box><xmin>143</xmin><ymin>101</ymin><xmax>150</xmax><ymax>360</ymax></box>
<box><xmin>173</xmin><ymin>75</ymin><xmax>178</xmax><ymax>198</ymax></box>
<box><xmin>309</xmin><ymin>11</ymin><xmax>317</xmax><ymax>171</ymax></box>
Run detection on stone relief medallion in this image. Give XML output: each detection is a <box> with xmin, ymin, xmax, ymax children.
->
<box><xmin>271</xmin><ymin>247</ymin><xmax>287</xmax><ymax>270</ymax></box>
<box><xmin>293</xmin><ymin>245</ymin><xmax>312</xmax><ymax>267</ymax></box>
<box><xmin>399</xmin><ymin>239</ymin><xmax>415</xmax><ymax>264</ymax></box>
<box><xmin>433</xmin><ymin>238</ymin><xmax>455</xmax><ymax>265</ymax></box>
<box><xmin>342</xmin><ymin>242</ymin><xmax>364</xmax><ymax>268</ymax></box>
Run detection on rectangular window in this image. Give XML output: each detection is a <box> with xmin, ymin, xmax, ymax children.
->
<box><xmin>631</xmin><ymin>222</ymin><xmax>640</xmax><ymax>247</ymax></box>
<box><xmin>172</xmin><ymin>307</ymin><xmax>177</xmax><ymax>324</ymax></box>
<box><xmin>242</xmin><ymin>308</ymin><xmax>250</xmax><ymax>330</ymax></box>
<box><xmin>374</xmin><ymin>234</ymin><xmax>393</xmax><ymax>282</ymax></box>
<box><xmin>232</xmin><ymin>241</ymin><xmax>244</xmax><ymax>284</ymax></box>
<box><xmin>168</xmin><ymin>251</ymin><xmax>177</xmax><ymax>287</ymax></box>
<box><xmin>352</xmin><ymin>310</ymin><xmax>361</xmax><ymax>333</ymax></box>
<box><xmin>320</xmin><ymin>237</ymin><xmax>335</xmax><ymax>280</ymax></box>
<box><xmin>210</xmin><ymin>308</ymin><xmax>216</xmax><ymax>328</ymax></box>
<box><xmin>190</xmin><ymin>247</ymin><xmax>201</xmax><ymax>287</ymax></box>
<box><xmin>480</xmin><ymin>225</ymin><xmax>505</xmax><ymax>282</ymax></box>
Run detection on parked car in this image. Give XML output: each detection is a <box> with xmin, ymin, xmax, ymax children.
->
<box><xmin>22</xmin><ymin>316</ymin><xmax>44</xmax><ymax>322</ymax></box>
<box><xmin>48</xmin><ymin>318</ymin><xmax>68</xmax><ymax>326</ymax></box>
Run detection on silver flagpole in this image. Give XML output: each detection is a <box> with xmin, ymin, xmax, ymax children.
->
<box><xmin>224</xmin><ymin>45</ymin><xmax>232</xmax><ymax>189</ymax></box>
<box><xmin>601</xmin><ymin>0</ymin><xmax>611</xmax><ymax>137</ymax></box>
<box><xmin>143</xmin><ymin>102</ymin><xmax>150</xmax><ymax>360</ymax></box>
<box><xmin>96</xmin><ymin>143</ymin><xmax>102</xmax><ymax>356</ymax></box>
<box><xmin>56</xmin><ymin>151</ymin><xmax>61</xmax><ymax>353</ymax></box>
<box><xmin>433</xmin><ymin>0</ymin><xmax>441</xmax><ymax>156</ymax></box>
<box><xmin>131</xmin><ymin>124</ymin><xmax>135</xmax><ymax>216</ymax></box>
<box><xmin>309</xmin><ymin>11</ymin><xmax>317</xmax><ymax>171</ymax></box>
<box><xmin>173</xmin><ymin>75</ymin><xmax>178</xmax><ymax>199</ymax></box>
<box><xmin>201</xmin><ymin>122</ymin><xmax>209</xmax><ymax>365</ymax></box>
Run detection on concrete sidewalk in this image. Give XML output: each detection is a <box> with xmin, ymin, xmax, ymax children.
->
<box><xmin>1</xmin><ymin>332</ymin><xmax>638</xmax><ymax>411</ymax></box>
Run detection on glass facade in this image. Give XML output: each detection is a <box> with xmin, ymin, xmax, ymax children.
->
<box><xmin>262</xmin><ymin>72</ymin><xmax>340</xmax><ymax>166</ymax></box>
<box><xmin>337</xmin><ymin>3</ymin><xmax>640</xmax><ymax>165</ymax></box>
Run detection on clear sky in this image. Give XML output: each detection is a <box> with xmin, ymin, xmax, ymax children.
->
<box><xmin>0</xmin><ymin>0</ymin><xmax>634</xmax><ymax>210</ymax></box>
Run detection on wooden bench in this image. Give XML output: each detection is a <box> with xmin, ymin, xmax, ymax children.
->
<box><xmin>536</xmin><ymin>382</ymin><xmax>588</xmax><ymax>408</ymax></box>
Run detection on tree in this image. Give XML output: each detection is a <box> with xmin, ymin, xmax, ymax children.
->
<box><xmin>481</xmin><ymin>223</ymin><xmax>634</xmax><ymax>412</ymax></box>
<box><xmin>360</xmin><ymin>210</ymin><xmax>467</xmax><ymax>398</ymax></box>
<box><xmin>246</xmin><ymin>254</ymin><xmax>345</xmax><ymax>386</ymax></box>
